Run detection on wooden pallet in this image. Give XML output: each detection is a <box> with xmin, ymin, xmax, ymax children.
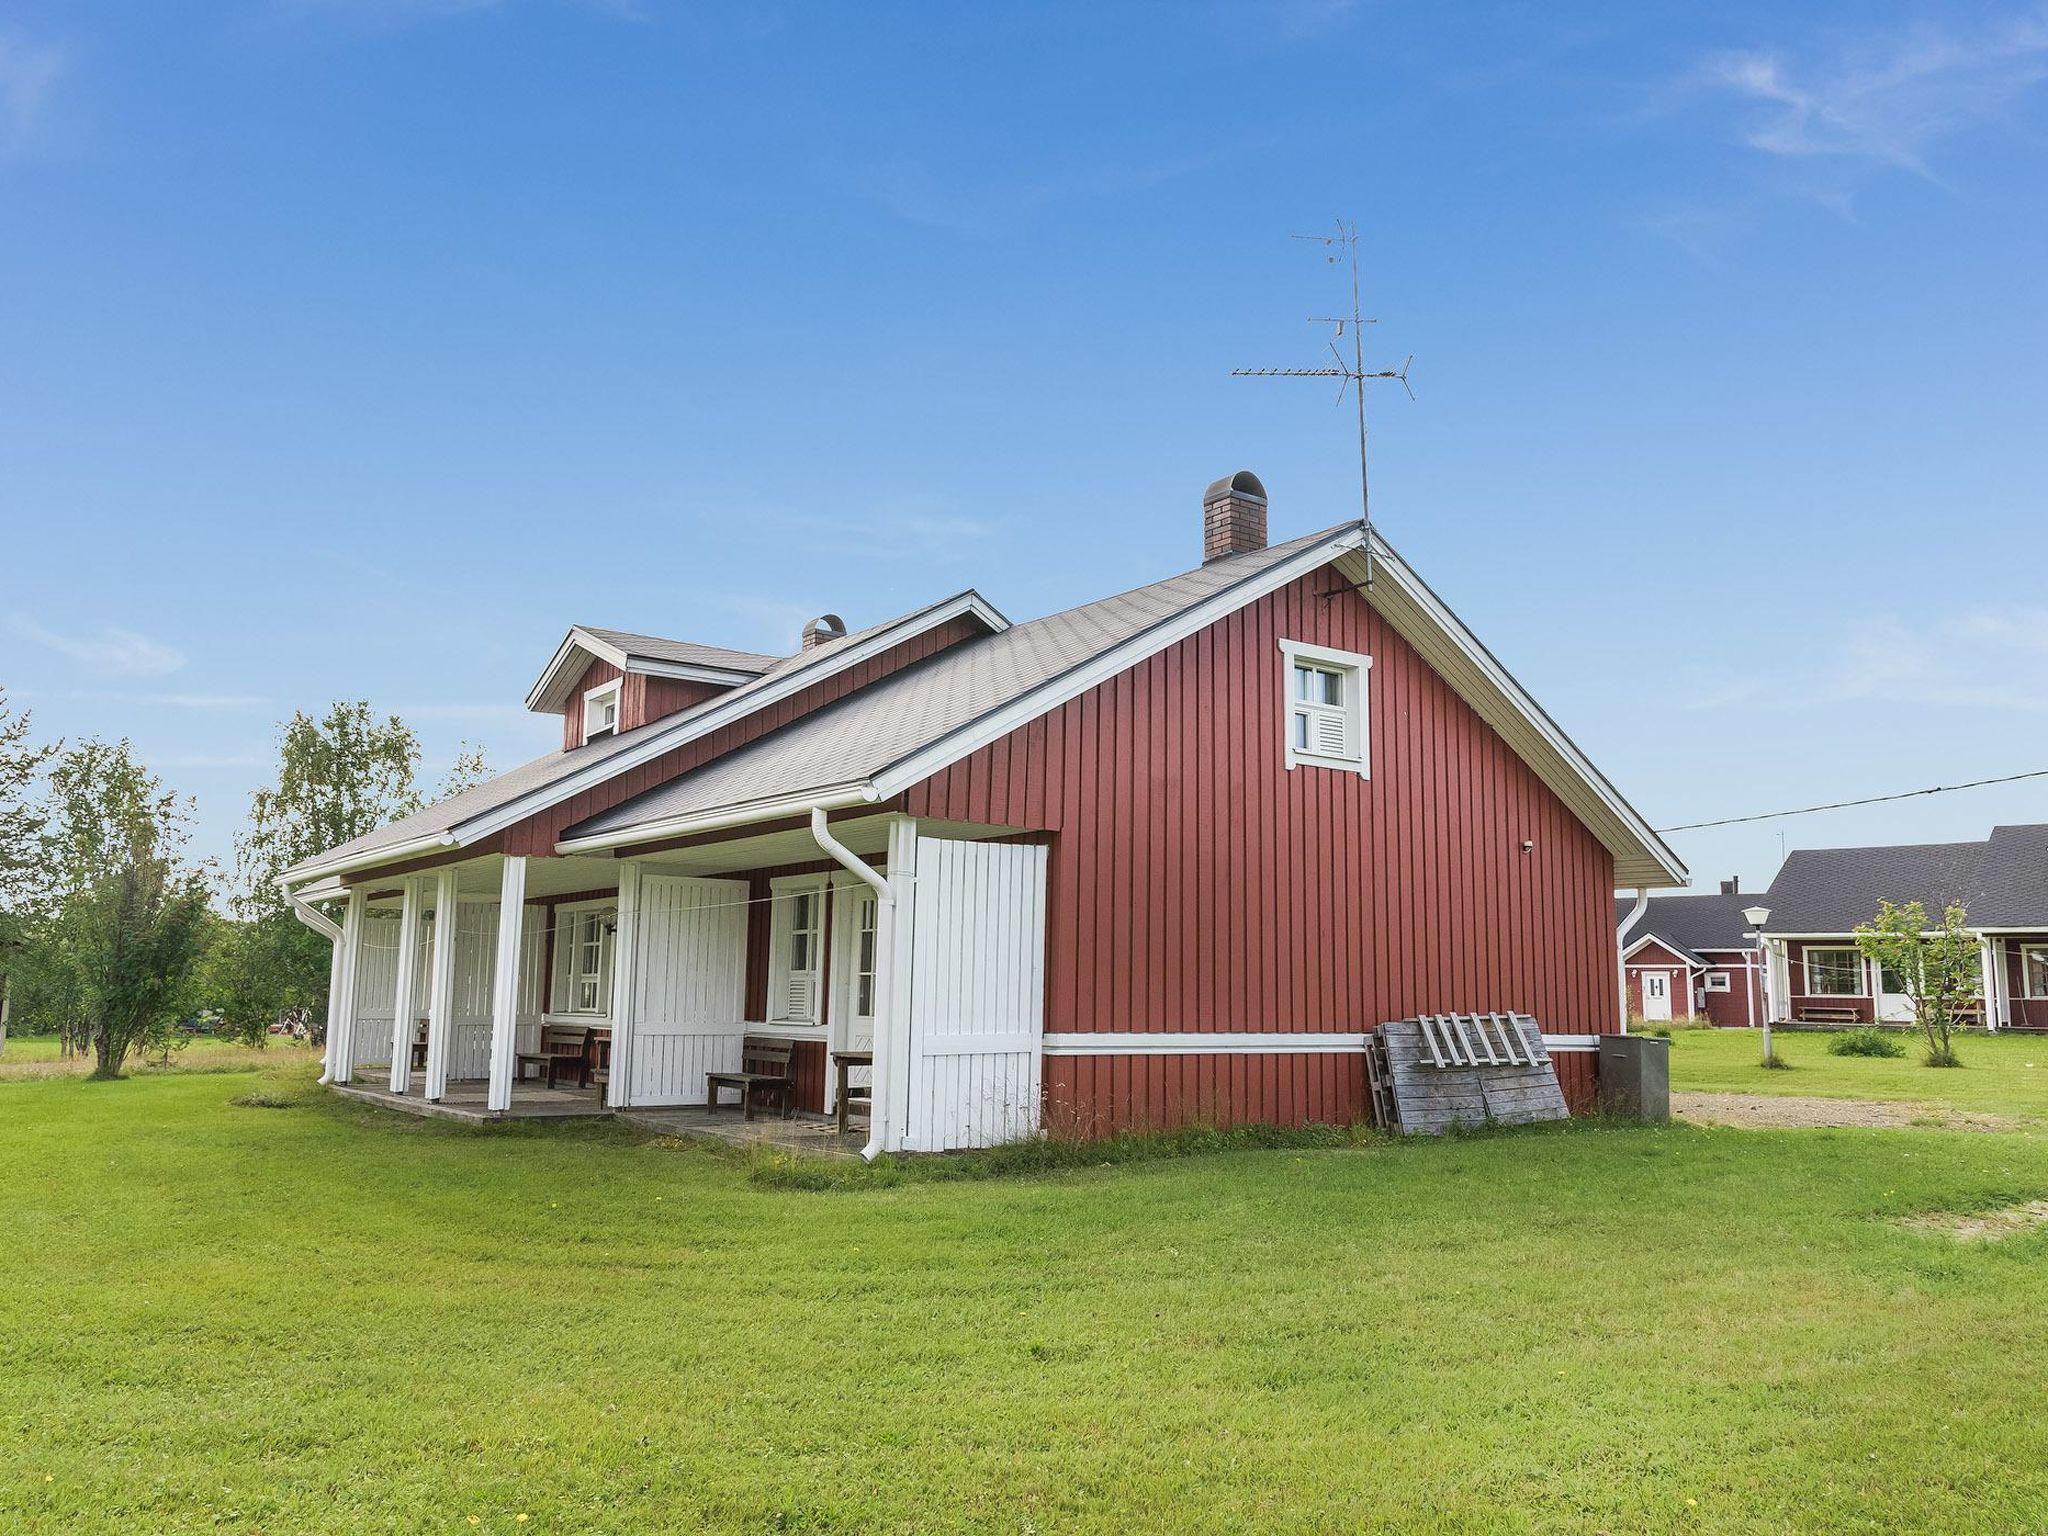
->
<box><xmin>1370</xmin><ymin>1014</ymin><xmax>1567</xmax><ymax>1135</ymax></box>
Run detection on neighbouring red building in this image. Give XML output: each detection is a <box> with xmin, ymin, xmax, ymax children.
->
<box><xmin>1616</xmin><ymin>884</ymin><xmax>1766</xmax><ymax>1028</ymax></box>
<box><xmin>283</xmin><ymin>470</ymin><xmax>1686</xmax><ymax>1149</ymax></box>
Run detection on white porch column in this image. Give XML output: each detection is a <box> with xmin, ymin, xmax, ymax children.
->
<box><xmin>870</xmin><ymin>816</ymin><xmax>919</xmax><ymax>1156</ymax></box>
<box><xmin>329</xmin><ymin>888</ymin><xmax>368</xmax><ymax>1085</ymax></box>
<box><xmin>423</xmin><ymin>867</ymin><xmax>460</xmax><ymax>1101</ymax></box>
<box><xmin>317</xmin><ymin>905</ymin><xmax>347</xmax><ymax>1084</ymax></box>
<box><xmin>386</xmin><ymin>876</ymin><xmax>426</xmax><ymax>1094</ymax></box>
<box><xmin>606</xmin><ymin>860</ymin><xmax>643</xmax><ymax>1110</ymax></box>
<box><xmin>485</xmin><ymin>856</ymin><xmax>529</xmax><ymax>1113</ymax></box>
<box><xmin>1980</xmin><ymin>937</ymin><xmax>2000</xmax><ymax>1033</ymax></box>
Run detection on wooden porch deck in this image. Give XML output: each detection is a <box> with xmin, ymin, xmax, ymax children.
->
<box><xmin>619</xmin><ymin>1106</ymin><xmax>868</xmax><ymax>1160</ymax></box>
<box><xmin>332</xmin><ymin>1079</ymin><xmax>610</xmax><ymax>1123</ymax></box>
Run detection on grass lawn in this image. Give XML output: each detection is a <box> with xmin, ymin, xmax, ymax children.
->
<box><xmin>0</xmin><ymin>1032</ymin><xmax>319</xmax><ymax>1083</ymax></box>
<box><xmin>1667</xmin><ymin>1027</ymin><xmax>2048</xmax><ymax>1125</ymax></box>
<box><xmin>7</xmin><ymin>1066</ymin><xmax>2048</xmax><ymax>1533</ymax></box>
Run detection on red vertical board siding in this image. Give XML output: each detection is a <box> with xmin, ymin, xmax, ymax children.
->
<box><xmin>500</xmin><ymin>616</ymin><xmax>986</xmax><ymax>857</ymax></box>
<box><xmin>905</xmin><ymin>568</ymin><xmax>1619</xmax><ymax>1137</ymax></box>
<box><xmin>1697</xmin><ymin>948</ymin><xmax>1761</xmax><ymax>1028</ymax></box>
<box><xmin>560</xmin><ymin>659</ymin><xmax>624</xmax><ymax>751</ymax></box>
<box><xmin>1552</xmin><ymin>1052</ymin><xmax>1598</xmax><ymax>1115</ymax></box>
<box><xmin>1624</xmin><ymin>938</ymin><xmax>1696</xmax><ymax>1021</ymax></box>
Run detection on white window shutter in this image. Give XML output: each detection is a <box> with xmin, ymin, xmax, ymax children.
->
<box><xmin>1312</xmin><ymin>708</ymin><xmax>1349</xmax><ymax>758</ymax></box>
<box><xmin>785</xmin><ymin>972</ymin><xmax>816</xmax><ymax>1021</ymax></box>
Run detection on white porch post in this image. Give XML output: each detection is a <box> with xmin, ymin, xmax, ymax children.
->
<box><xmin>606</xmin><ymin>860</ymin><xmax>643</xmax><ymax>1110</ymax></box>
<box><xmin>317</xmin><ymin>906</ymin><xmax>347</xmax><ymax>1084</ymax></box>
<box><xmin>329</xmin><ymin>888</ymin><xmax>368</xmax><ymax>1085</ymax></box>
<box><xmin>1979</xmin><ymin>937</ymin><xmax>1999</xmax><ymax>1033</ymax></box>
<box><xmin>386</xmin><ymin>876</ymin><xmax>425</xmax><ymax>1094</ymax></box>
<box><xmin>485</xmin><ymin>856</ymin><xmax>529</xmax><ymax>1113</ymax></box>
<box><xmin>423</xmin><ymin>867</ymin><xmax>460</xmax><ymax>1101</ymax></box>
<box><xmin>871</xmin><ymin>816</ymin><xmax>920</xmax><ymax>1156</ymax></box>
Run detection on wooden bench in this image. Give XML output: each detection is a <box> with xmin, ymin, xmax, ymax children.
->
<box><xmin>706</xmin><ymin>1036</ymin><xmax>796</xmax><ymax>1121</ymax></box>
<box><xmin>516</xmin><ymin>1025</ymin><xmax>591</xmax><ymax>1089</ymax></box>
<box><xmin>408</xmin><ymin>1018</ymin><xmax>429</xmax><ymax>1072</ymax></box>
<box><xmin>1795</xmin><ymin>1003</ymin><xmax>1864</xmax><ymax>1025</ymax></box>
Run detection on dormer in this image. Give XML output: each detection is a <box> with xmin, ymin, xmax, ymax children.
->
<box><xmin>528</xmin><ymin>626</ymin><xmax>783</xmax><ymax>750</ymax></box>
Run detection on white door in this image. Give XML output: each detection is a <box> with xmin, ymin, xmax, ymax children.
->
<box><xmin>626</xmin><ymin>875</ymin><xmax>749</xmax><ymax>1106</ymax></box>
<box><xmin>826</xmin><ymin>880</ymin><xmax>880</xmax><ymax>1111</ymax></box>
<box><xmin>1876</xmin><ymin>961</ymin><xmax>1914</xmax><ymax>1023</ymax></box>
<box><xmin>1641</xmin><ymin>971</ymin><xmax>1672</xmax><ymax>1022</ymax></box>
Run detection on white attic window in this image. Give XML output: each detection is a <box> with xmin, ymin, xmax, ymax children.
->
<box><xmin>1280</xmin><ymin>639</ymin><xmax>1371</xmax><ymax>776</ymax></box>
<box><xmin>582</xmin><ymin>679</ymin><xmax>622</xmax><ymax>743</ymax></box>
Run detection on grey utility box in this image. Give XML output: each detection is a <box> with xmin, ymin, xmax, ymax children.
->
<box><xmin>1598</xmin><ymin>1034</ymin><xmax>1670</xmax><ymax>1123</ymax></box>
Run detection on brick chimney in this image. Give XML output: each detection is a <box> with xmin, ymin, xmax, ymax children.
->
<box><xmin>801</xmin><ymin>613</ymin><xmax>847</xmax><ymax>652</ymax></box>
<box><xmin>1202</xmin><ymin>470</ymin><xmax>1268</xmax><ymax>563</ymax></box>
<box><xmin>1720</xmin><ymin>877</ymin><xmax>1740</xmax><ymax>895</ymax></box>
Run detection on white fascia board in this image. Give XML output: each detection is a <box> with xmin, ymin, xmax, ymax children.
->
<box><xmin>1621</xmin><ymin>933</ymin><xmax>1700</xmax><ymax>964</ymax></box>
<box><xmin>1344</xmin><ymin>540</ymin><xmax>1687</xmax><ymax>889</ymax></box>
<box><xmin>553</xmin><ymin>782</ymin><xmax>876</xmax><ymax>855</ymax></box>
<box><xmin>524</xmin><ymin>627</ymin><xmax>634</xmax><ymax>713</ymax></box>
<box><xmin>869</xmin><ymin>528</ymin><xmax>1370</xmax><ymax>800</ymax></box>
<box><xmin>278</xmin><ymin>831</ymin><xmax>460</xmax><ymax>888</ymax></box>
<box><xmin>626</xmin><ymin>658</ymin><xmax>764</xmax><ymax>687</ymax></box>
<box><xmin>462</xmin><ymin>592</ymin><xmax>1007</xmax><ymax>849</ymax></box>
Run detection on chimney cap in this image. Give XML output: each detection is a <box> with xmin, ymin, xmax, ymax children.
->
<box><xmin>1203</xmin><ymin>469</ymin><xmax>1267</xmax><ymax>504</ymax></box>
<box><xmin>800</xmin><ymin>613</ymin><xmax>848</xmax><ymax>651</ymax></box>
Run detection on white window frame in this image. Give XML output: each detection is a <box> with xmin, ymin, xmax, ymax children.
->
<box><xmin>2021</xmin><ymin>943</ymin><xmax>2048</xmax><ymax>1000</ymax></box>
<box><xmin>1804</xmin><ymin>945</ymin><xmax>1864</xmax><ymax>998</ymax></box>
<box><xmin>1703</xmin><ymin>971</ymin><xmax>1731</xmax><ymax>993</ymax></box>
<box><xmin>550</xmin><ymin>900</ymin><xmax>616</xmax><ymax>1017</ymax></box>
<box><xmin>582</xmin><ymin>678</ymin><xmax>622</xmax><ymax>743</ymax></box>
<box><xmin>767</xmin><ymin>874</ymin><xmax>828</xmax><ymax>1025</ymax></box>
<box><xmin>1279</xmin><ymin>638</ymin><xmax>1372</xmax><ymax>777</ymax></box>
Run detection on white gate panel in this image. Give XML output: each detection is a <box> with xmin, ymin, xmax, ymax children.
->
<box><xmin>350</xmin><ymin>912</ymin><xmax>402</xmax><ymax>1070</ymax></box>
<box><xmin>904</xmin><ymin>838</ymin><xmax>1047</xmax><ymax>1151</ymax></box>
<box><xmin>446</xmin><ymin>901</ymin><xmax>499</xmax><ymax>1081</ymax></box>
<box><xmin>627</xmin><ymin>875</ymin><xmax>748</xmax><ymax>1106</ymax></box>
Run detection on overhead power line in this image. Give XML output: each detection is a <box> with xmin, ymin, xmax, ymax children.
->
<box><xmin>1657</xmin><ymin>766</ymin><xmax>2048</xmax><ymax>833</ymax></box>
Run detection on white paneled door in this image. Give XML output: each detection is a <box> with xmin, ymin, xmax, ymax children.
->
<box><xmin>626</xmin><ymin>875</ymin><xmax>749</xmax><ymax>1106</ymax></box>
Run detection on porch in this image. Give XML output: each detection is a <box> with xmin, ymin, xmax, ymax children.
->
<box><xmin>308</xmin><ymin>811</ymin><xmax>1050</xmax><ymax>1154</ymax></box>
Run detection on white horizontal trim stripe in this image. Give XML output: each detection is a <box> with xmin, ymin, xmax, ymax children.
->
<box><xmin>1042</xmin><ymin>1031</ymin><xmax>1371</xmax><ymax>1055</ymax></box>
<box><xmin>1543</xmin><ymin>1034</ymin><xmax>1601</xmax><ymax>1051</ymax></box>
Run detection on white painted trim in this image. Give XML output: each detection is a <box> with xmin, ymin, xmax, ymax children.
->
<box><xmin>1621</xmin><ymin>933</ymin><xmax>1704</xmax><ymax>966</ymax></box>
<box><xmin>280</xmin><ymin>832</ymin><xmax>459</xmax><ymax>888</ymax></box>
<box><xmin>1801</xmin><ymin>944</ymin><xmax>1866</xmax><ymax>998</ymax></box>
<box><xmin>327</xmin><ymin>888</ymin><xmax>368</xmax><ymax>1085</ymax></box>
<box><xmin>1543</xmin><ymin>1034</ymin><xmax>1601</xmax><ymax>1052</ymax></box>
<box><xmin>524</xmin><ymin>627</ymin><xmax>764</xmax><ymax>713</ymax></box>
<box><xmin>1043</xmin><ymin>1031</ymin><xmax>1370</xmax><ymax>1055</ymax></box>
<box><xmin>422</xmin><ymin>867</ymin><xmax>461</xmax><ymax>1101</ymax></box>
<box><xmin>869</xmin><ymin>529</ymin><xmax>1369</xmax><ymax>802</ymax></box>
<box><xmin>765</xmin><ymin>872</ymin><xmax>828</xmax><ymax>1025</ymax></box>
<box><xmin>1280</xmin><ymin>637</ymin><xmax>1371</xmax><ymax>778</ymax></box>
<box><xmin>581</xmin><ymin>677</ymin><xmax>623</xmax><ymax>743</ymax></box>
<box><xmin>605</xmin><ymin>861</ymin><xmax>642</xmax><ymax>1109</ymax></box>
<box><xmin>386</xmin><ymin>876</ymin><xmax>425</xmax><ymax>1095</ymax></box>
<box><xmin>484</xmin><ymin>856</ymin><xmax>529</xmax><ymax>1112</ymax></box>
<box><xmin>2019</xmin><ymin>942</ymin><xmax>2048</xmax><ymax>1000</ymax></box>
<box><xmin>554</xmin><ymin>782</ymin><xmax>874</xmax><ymax>854</ymax></box>
<box><xmin>866</xmin><ymin>815</ymin><xmax>920</xmax><ymax>1160</ymax></box>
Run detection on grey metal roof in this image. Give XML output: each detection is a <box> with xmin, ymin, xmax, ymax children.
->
<box><xmin>1758</xmin><ymin>824</ymin><xmax>2048</xmax><ymax>933</ymax></box>
<box><xmin>574</xmin><ymin>627</ymin><xmax>781</xmax><ymax>675</ymax></box>
<box><xmin>1616</xmin><ymin>893</ymin><xmax>1760</xmax><ymax>956</ymax></box>
<box><xmin>565</xmin><ymin>526</ymin><xmax>1349</xmax><ymax>843</ymax></box>
<box><xmin>281</xmin><ymin>591</ymin><xmax>1001</xmax><ymax>879</ymax></box>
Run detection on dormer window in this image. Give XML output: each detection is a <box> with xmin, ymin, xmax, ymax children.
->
<box><xmin>582</xmin><ymin>679</ymin><xmax>622</xmax><ymax>743</ymax></box>
<box><xmin>1280</xmin><ymin>639</ymin><xmax>1371</xmax><ymax>776</ymax></box>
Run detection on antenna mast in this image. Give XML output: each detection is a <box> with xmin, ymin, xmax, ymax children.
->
<box><xmin>1232</xmin><ymin>219</ymin><xmax>1412</xmax><ymax>585</ymax></box>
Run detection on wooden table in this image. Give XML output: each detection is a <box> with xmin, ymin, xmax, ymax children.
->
<box><xmin>832</xmin><ymin>1050</ymin><xmax>874</xmax><ymax>1134</ymax></box>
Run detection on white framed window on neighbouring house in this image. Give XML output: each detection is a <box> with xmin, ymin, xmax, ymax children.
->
<box><xmin>769</xmin><ymin>876</ymin><xmax>826</xmax><ymax>1023</ymax></box>
<box><xmin>1804</xmin><ymin>946</ymin><xmax>1863</xmax><ymax>997</ymax></box>
<box><xmin>552</xmin><ymin>903</ymin><xmax>615</xmax><ymax>1016</ymax></box>
<box><xmin>2023</xmin><ymin>944</ymin><xmax>2048</xmax><ymax>999</ymax></box>
<box><xmin>1279</xmin><ymin>639</ymin><xmax>1371</xmax><ymax>776</ymax></box>
<box><xmin>582</xmin><ymin>679</ymin><xmax>622</xmax><ymax>743</ymax></box>
<box><xmin>1704</xmin><ymin>971</ymin><xmax>1730</xmax><ymax>993</ymax></box>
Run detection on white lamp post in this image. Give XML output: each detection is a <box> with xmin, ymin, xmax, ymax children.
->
<box><xmin>1744</xmin><ymin>904</ymin><xmax>1773</xmax><ymax>1065</ymax></box>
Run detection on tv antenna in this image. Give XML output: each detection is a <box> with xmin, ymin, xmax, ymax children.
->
<box><xmin>1232</xmin><ymin>219</ymin><xmax>1412</xmax><ymax>585</ymax></box>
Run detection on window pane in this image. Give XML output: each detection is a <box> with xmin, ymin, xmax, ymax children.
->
<box><xmin>1808</xmin><ymin>950</ymin><xmax>1862</xmax><ymax>996</ymax></box>
<box><xmin>1292</xmin><ymin>711</ymin><xmax>1309</xmax><ymax>749</ymax></box>
<box><xmin>2026</xmin><ymin>948</ymin><xmax>2048</xmax><ymax>998</ymax></box>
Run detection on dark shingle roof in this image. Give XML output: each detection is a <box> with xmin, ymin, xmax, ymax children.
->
<box><xmin>1757</xmin><ymin>824</ymin><xmax>2048</xmax><ymax>933</ymax></box>
<box><xmin>574</xmin><ymin>627</ymin><xmax>781</xmax><ymax>675</ymax></box>
<box><xmin>1616</xmin><ymin>892</ymin><xmax>1761</xmax><ymax>957</ymax></box>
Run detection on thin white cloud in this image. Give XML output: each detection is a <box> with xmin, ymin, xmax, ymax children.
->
<box><xmin>0</xmin><ymin>29</ymin><xmax>63</xmax><ymax>159</ymax></box>
<box><xmin>1697</xmin><ymin>605</ymin><xmax>2048</xmax><ymax>714</ymax></box>
<box><xmin>1690</xmin><ymin>9</ymin><xmax>2048</xmax><ymax>178</ymax></box>
<box><xmin>11</xmin><ymin>618</ymin><xmax>186</xmax><ymax>678</ymax></box>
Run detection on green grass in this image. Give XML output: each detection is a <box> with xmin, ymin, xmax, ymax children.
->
<box><xmin>0</xmin><ymin>1031</ymin><xmax>319</xmax><ymax>1083</ymax></box>
<box><xmin>1668</xmin><ymin>1028</ymin><xmax>2048</xmax><ymax>1124</ymax></box>
<box><xmin>7</xmin><ymin>1070</ymin><xmax>2048</xmax><ymax>1530</ymax></box>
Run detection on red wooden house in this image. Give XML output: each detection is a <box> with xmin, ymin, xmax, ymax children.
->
<box><xmin>1615</xmin><ymin>883</ymin><xmax>1766</xmax><ymax>1027</ymax></box>
<box><xmin>282</xmin><ymin>471</ymin><xmax>1685</xmax><ymax>1150</ymax></box>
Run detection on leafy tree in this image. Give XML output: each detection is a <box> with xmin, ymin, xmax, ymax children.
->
<box><xmin>13</xmin><ymin>739</ymin><xmax>211</xmax><ymax>1077</ymax></box>
<box><xmin>0</xmin><ymin>690</ymin><xmax>57</xmax><ymax>1055</ymax></box>
<box><xmin>219</xmin><ymin>704</ymin><xmax>488</xmax><ymax>1042</ymax></box>
<box><xmin>1853</xmin><ymin>900</ymin><xmax>1980</xmax><ymax>1068</ymax></box>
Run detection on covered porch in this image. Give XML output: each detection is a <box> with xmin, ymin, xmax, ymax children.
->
<box><xmin>301</xmin><ymin>811</ymin><xmax>1050</xmax><ymax>1152</ymax></box>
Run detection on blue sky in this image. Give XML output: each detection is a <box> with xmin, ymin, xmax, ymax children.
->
<box><xmin>4</xmin><ymin>1</ymin><xmax>2047</xmax><ymax>896</ymax></box>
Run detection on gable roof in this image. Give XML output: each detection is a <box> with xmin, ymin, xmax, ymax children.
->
<box><xmin>525</xmin><ymin>626</ymin><xmax>784</xmax><ymax>713</ymax></box>
<box><xmin>559</xmin><ymin>521</ymin><xmax>1688</xmax><ymax>888</ymax></box>
<box><xmin>1759</xmin><ymin>824</ymin><xmax>2048</xmax><ymax>933</ymax></box>
<box><xmin>1615</xmin><ymin>892</ymin><xmax>1761</xmax><ymax>957</ymax></box>
<box><xmin>1622</xmin><ymin>931</ymin><xmax>1708</xmax><ymax>968</ymax></box>
<box><xmin>280</xmin><ymin>590</ymin><xmax>1009</xmax><ymax>884</ymax></box>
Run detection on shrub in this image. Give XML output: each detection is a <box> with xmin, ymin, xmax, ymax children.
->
<box><xmin>1829</xmin><ymin>1028</ymin><xmax>1906</xmax><ymax>1059</ymax></box>
<box><xmin>230</xmin><ymin>1086</ymin><xmax>310</xmax><ymax>1109</ymax></box>
<box><xmin>1925</xmin><ymin>1045</ymin><xmax>1964</xmax><ymax>1069</ymax></box>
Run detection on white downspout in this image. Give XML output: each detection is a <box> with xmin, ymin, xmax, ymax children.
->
<box><xmin>284</xmin><ymin>881</ymin><xmax>346</xmax><ymax>1083</ymax></box>
<box><xmin>810</xmin><ymin>807</ymin><xmax>895</xmax><ymax>1163</ymax></box>
<box><xmin>1616</xmin><ymin>888</ymin><xmax>1649</xmax><ymax>1034</ymax></box>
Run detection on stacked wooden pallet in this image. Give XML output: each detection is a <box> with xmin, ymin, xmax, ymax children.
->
<box><xmin>1364</xmin><ymin>1013</ymin><xmax>1567</xmax><ymax>1134</ymax></box>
